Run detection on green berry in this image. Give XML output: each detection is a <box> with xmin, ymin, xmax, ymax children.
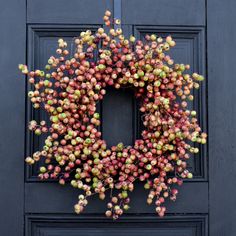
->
<box><xmin>48</xmin><ymin>59</ymin><xmax>53</xmax><ymax>64</ymax></box>
<box><xmin>146</xmin><ymin>164</ymin><xmax>152</xmax><ymax>170</ymax></box>
<box><xmin>71</xmin><ymin>180</ymin><xmax>78</xmax><ymax>188</ymax></box>
<box><xmin>83</xmin><ymin>148</ymin><xmax>91</xmax><ymax>155</ymax></box>
<box><xmin>197</xmin><ymin>75</ymin><xmax>204</xmax><ymax>81</ymax></box>
<box><xmin>68</xmin><ymin>130</ymin><xmax>74</xmax><ymax>136</ymax></box>
<box><xmin>52</xmin><ymin>116</ymin><xmax>58</xmax><ymax>123</ymax></box>
<box><xmin>40</xmin><ymin>71</ymin><xmax>45</xmax><ymax>77</ymax></box>
<box><xmin>160</xmin><ymin>71</ymin><xmax>166</xmax><ymax>78</ymax></box>
<box><xmin>98</xmin><ymin>64</ymin><xmax>106</xmax><ymax>70</ymax></box>
<box><xmin>40</xmin><ymin>166</ymin><xmax>47</xmax><ymax>173</ymax></box>
<box><xmin>150</xmin><ymin>34</ymin><xmax>157</xmax><ymax>41</ymax></box>
<box><xmin>121</xmin><ymin>191</ymin><xmax>128</xmax><ymax>198</ymax></box>
<box><xmin>75</xmin><ymin>173</ymin><xmax>81</xmax><ymax>179</ymax></box>
<box><xmin>138</xmin><ymin>70</ymin><xmax>144</xmax><ymax>77</ymax></box>
<box><xmin>85</xmin><ymin>138</ymin><xmax>91</xmax><ymax>144</ymax></box>
<box><xmin>93</xmin><ymin>113</ymin><xmax>100</xmax><ymax>119</ymax></box>
<box><xmin>47</xmin><ymin>100</ymin><xmax>53</xmax><ymax>105</ymax></box>
<box><xmin>117</xmin><ymin>142</ymin><xmax>124</xmax><ymax>151</ymax></box>
<box><xmin>154</xmin><ymin>131</ymin><xmax>160</xmax><ymax>138</ymax></box>
<box><xmin>144</xmin><ymin>183</ymin><xmax>150</xmax><ymax>189</ymax></box>
<box><xmin>71</xmin><ymin>139</ymin><xmax>77</xmax><ymax>145</ymax></box>
<box><xmin>28</xmin><ymin>91</ymin><xmax>34</xmax><ymax>97</ymax></box>
<box><xmin>45</xmin><ymin>65</ymin><xmax>51</xmax><ymax>70</ymax></box>
<box><xmin>187</xmin><ymin>173</ymin><xmax>193</xmax><ymax>179</ymax></box>
<box><xmin>75</xmin><ymin>90</ymin><xmax>81</xmax><ymax>96</ymax></box>
<box><xmin>35</xmin><ymin>129</ymin><xmax>41</xmax><ymax>135</ymax></box>
<box><xmin>44</xmin><ymin>80</ymin><xmax>50</xmax><ymax>86</ymax></box>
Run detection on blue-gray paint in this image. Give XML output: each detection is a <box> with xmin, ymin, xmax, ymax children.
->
<box><xmin>0</xmin><ymin>0</ymin><xmax>236</xmax><ymax>235</ymax></box>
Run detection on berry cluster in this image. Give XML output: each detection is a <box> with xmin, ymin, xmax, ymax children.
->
<box><xmin>20</xmin><ymin>10</ymin><xmax>206</xmax><ymax>219</ymax></box>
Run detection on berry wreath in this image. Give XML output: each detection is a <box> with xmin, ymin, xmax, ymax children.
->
<box><xmin>19</xmin><ymin>10</ymin><xmax>207</xmax><ymax>219</ymax></box>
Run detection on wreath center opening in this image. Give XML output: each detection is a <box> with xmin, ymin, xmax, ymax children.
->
<box><xmin>99</xmin><ymin>87</ymin><xmax>141</xmax><ymax>148</ymax></box>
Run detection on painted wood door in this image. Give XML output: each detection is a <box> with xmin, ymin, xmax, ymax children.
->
<box><xmin>0</xmin><ymin>0</ymin><xmax>236</xmax><ymax>236</ymax></box>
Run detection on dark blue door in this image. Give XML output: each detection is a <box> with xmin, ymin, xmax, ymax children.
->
<box><xmin>0</xmin><ymin>0</ymin><xmax>235</xmax><ymax>236</ymax></box>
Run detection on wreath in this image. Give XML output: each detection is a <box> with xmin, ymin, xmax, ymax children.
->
<box><xmin>19</xmin><ymin>10</ymin><xmax>207</xmax><ymax>219</ymax></box>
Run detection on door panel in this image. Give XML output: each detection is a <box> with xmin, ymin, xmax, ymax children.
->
<box><xmin>101</xmin><ymin>87</ymin><xmax>137</xmax><ymax>147</ymax></box>
<box><xmin>25</xmin><ymin>1</ymin><xmax>208</xmax><ymax>233</ymax></box>
<box><xmin>26</xmin><ymin>25</ymin><xmax>101</xmax><ymax>181</ymax></box>
<box><xmin>25</xmin><ymin>215</ymin><xmax>207</xmax><ymax>236</ymax></box>
<box><xmin>0</xmin><ymin>0</ymin><xmax>25</xmax><ymax>235</ymax></box>
<box><xmin>25</xmin><ymin>182</ymin><xmax>208</xmax><ymax>213</ymax></box>
<box><xmin>134</xmin><ymin>26</ymin><xmax>207</xmax><ymax>179</ymax></box>
<box><xmin>24</xmin><ymin>1</ymin><xmax>208</xmax><ymax>234</ymax></box>
<box><xmin>1</xmin><ymin>0</ymin><xmax>236</xmax><ymax>236</ymax></box>
<box><xmin>27</xmin><ymin>0</ymin><xmax>113</xmax><ymax>24</ymax></box>
<box><xmin>121</xmin><ymin>0</ymin><xmax>205</xmax><ymax>26</ymax></box>
<box><xmin>207</xmin><ymin>1</ymin><xmax>236</xmax><ymax>235</ymax></box>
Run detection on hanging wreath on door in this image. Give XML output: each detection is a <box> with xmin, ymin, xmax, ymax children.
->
<box><xmin>19</xmin><ymin>10</ymin><xmax>207</xmax><ymax>219</ymax></box>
